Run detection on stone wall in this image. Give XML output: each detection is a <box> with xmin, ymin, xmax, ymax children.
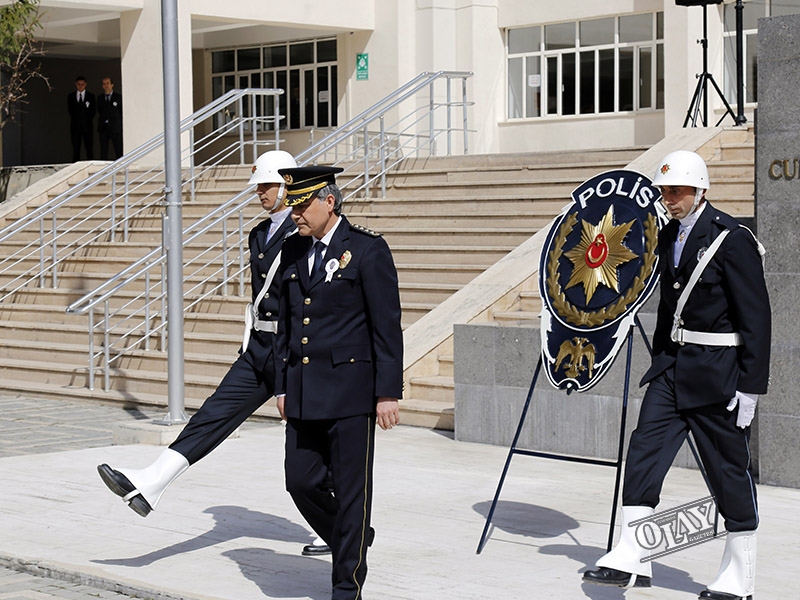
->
<box><xmin>754</xmin><ymin>14</ymin><xmax>800</xmax><ymax>488</ymax></box>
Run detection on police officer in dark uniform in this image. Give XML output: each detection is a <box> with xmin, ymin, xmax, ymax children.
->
<box><xmin>96</xmin><ymin>151</ymin><xmax>330</xmax><ymax>555</ymax></box>
<box><xmin>583</xmin><ymin>150</ymin><xmax>771</xmax><ymax>600</ymax></box>
<box><xmin>274</xmin><ymin>166</ymin><xmax>403</xmax><ymax>600</ymax></box>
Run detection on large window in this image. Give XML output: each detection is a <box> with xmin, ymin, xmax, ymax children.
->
<box><xmin>723</xmin><ymin>0</ymin><xmax>800</xmax><ymax>105</ymax></box>
<box><xmin>507</xmin><ymin>13</ymin><xmax>664</xmax><ymax>119</ymax></box>
<box><xmin>211</xmin><ymin>38</ymin><xmax>338</xmax><ymax>131</ymax></box>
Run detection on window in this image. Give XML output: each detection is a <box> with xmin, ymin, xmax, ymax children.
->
<box><xmin>723</xmin><ymin>0</ymin><xmax>800</xmax><ymax>105</ymax></box>
<box><xmin>506</xmin><ymin>13</ymin><xmax>664</xmax><ymax>119</ymax></box>
<box><xmin>210</xmin><ymin>38</ymin><xmax>338</xmax><ymax>131</ymax></box>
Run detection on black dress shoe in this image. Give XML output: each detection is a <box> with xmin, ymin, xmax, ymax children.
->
<box><xmin>302</xmin><ymin>543</ymin><xmax>332</xmax><ymax>556</ymax></box>
<box><xmin>301</xmin><ymin>526</ymin><xmax>375</xmax><ymax>557</ymax></box>
<box><xmin>97</xmin><ymin>464</ymin><xmax>153</xmax><ymax>518</ymax></box>
<box><xmin>582</xmin><ymin>566</ymin><xmax>651</xmax><ymax>588</ymax></box>
<box><xmin>699</xmin><ymin>590</ymin><xmax>752</xmax><ymax>600</ymax></box>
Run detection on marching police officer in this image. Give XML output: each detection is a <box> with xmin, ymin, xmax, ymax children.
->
<box><xmin>96</xmin><ymin>150</ymin><xmax>330</xmax><ymax>554</ymax></box>
<box><xmin>274</xmin><ymin>166</ymin><xmax>403</xmax><ymax>600</ymax></box>
<box><xmin>583</xmin><ymin>150</ymin><xmax>770</xmax><ymax>600</ymax></box>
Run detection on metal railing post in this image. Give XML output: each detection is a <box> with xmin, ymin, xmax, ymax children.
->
<box><xmin>239</xmin><ymin>210</ymin><xmax>246</xmax><ymax>297</ymax></box>
<box><xmin>380</xmin><ymin>116</ymin><xmax>387</xmax><ymax>198</ymax></box>
<box><xmin>447</xmin><ymin>76</ymin><xmax>452</xmax><ymax>156</ymax></box>
<box><xmin>222</xmin><ymin>219</ymin><xmax>229</xmax><ymax>296</ymax></box>
<box><xmin>429</xmin><ymin>81</ymin><xmax>436</xmax><ymax>155</ymax></box>
<box><xmin>38</xmin><ymin>218</ymin><xmax>45</xmax><ymax>288</ymax></box>
<box><xmin>111</xmin><ymin>175</ymin><xmax>117</xmax><ymax>241</ymax></box>
<box><xmin>463</xmin><ymin>76</ymin><xmax>469</xmax><ymax>155</ymax></box>
<box><xmin>50</xmin><ymin>213</ymin><xmax>58</xmax><ymax>288</ymax></box>
<box><xmin>238</xmin><ymin>96</ymin><xmax>245</xmax><ymax>164</ymax></box>
<box><xmin>103</xmin><ymin>299</ymin><xmax>110</xmax><ymax>391</ymax></box>
<box><xmin>363</xmin><ymin>124</ymin><xmax>370</xmax><ymax>198</ymax></box>
<box><xmin>87</xmin><ymin>309</ymin><xmax>95</xmax><ymax>390</ymax></box>
<box><xmin>144</xmin><ymin>267</ymin><xmax>151</xmax><ymax>351</ymax></box>
<box><xmin>110</xmin><ymin>195</ymin><xmax>117</xmax><ymax>243</ymax></box>
<box><xmin>189</xmin><ymin>128</ymin><xmax>196</xmax><ymax>203</ymax></box>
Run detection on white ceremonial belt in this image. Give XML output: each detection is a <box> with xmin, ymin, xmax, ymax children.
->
<box><xmin>671</xmin><ymin>328</ymin><xmax>742</xmax><ymax>347</ymax></box>
<box><xmin>253</xmin><ymin>319</ymin><xmax>278</xmax><ymax>334</ymax></box>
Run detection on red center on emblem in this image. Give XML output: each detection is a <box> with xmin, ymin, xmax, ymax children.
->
<box><xmin>584</xmin><ymin>233</ymin><xmax>609</xmax><ymax>268</ymax></box>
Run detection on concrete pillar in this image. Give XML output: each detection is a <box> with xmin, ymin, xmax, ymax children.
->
<box><xmin>120</xmin><ymin>0</ymin><xmax>193</xmax><ymax>164</ymax></box>
<box><xmin>754</xmin><ymin>13</ymin><xmax>800</xmax><ymax>488</ymax></box>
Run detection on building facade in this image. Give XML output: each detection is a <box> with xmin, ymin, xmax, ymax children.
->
<box><xmin>5</xmin><ymin>0</ymin><xmax>798</xmax><ymax>166</ymax></box>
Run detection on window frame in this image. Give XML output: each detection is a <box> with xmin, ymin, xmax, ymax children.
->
<box><xmin>506</xmin><ymin>13</ymin><xmax>664</xmax><ymax>121</ymax></box>
<box><xmin>210</xmin><ymin>37</ymin><xmax>338</xmax><ymax>131</ymax></box>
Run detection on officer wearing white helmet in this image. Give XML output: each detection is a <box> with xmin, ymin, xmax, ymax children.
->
<box><xmin>97</xmin><ymin>150</ymin><xmax>331</xmax><ymax>556</ymax></box>
<box><xmin>583</xmin><ymin>150</ymin><xmax>771</xmax><ymax>600</ymax></box>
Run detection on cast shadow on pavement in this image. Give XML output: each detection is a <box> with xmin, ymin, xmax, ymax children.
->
<box><xmin>90</xmin><ymin>505</ymin><xmax>313</xmax><ymax>567</ymax></box>
<box><xmin>223</xmin><ymin>547</ymin><xmax>330</xmax><ymax>600</ymax></box>
<box><xmin>472</xmin><ymin>500</ymin><xmax>705</xmax><ymax>599</ymax></box>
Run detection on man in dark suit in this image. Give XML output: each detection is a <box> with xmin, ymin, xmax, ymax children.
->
<box><xmin>97</xmin><ymin>77</ymin><xmax>123</xmax><ymax>160</ymax></box>
<box><xmin>274</xmin><ymin>166</ymin><xmax>403</xmax><ymax>600</ymax></box>
<box><xmin>583</xmin><ymin>150</ymin><xmax>771</xmax><ymax>600</ymax></box>
<box><xmin>67</xmin><ymin>75</ymin><xmax>96</xmax><ymax>161</ymax></box>
<box><xmin>95</xmin><ymin>150</ymin><xmax>330</xmax><ymax>555</ymax></box>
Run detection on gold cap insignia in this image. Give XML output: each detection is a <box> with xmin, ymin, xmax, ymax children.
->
<box><xmin>660</xmin><ymin>163</ymin><xmax>670</xmax><ymax>175</ymax></box>
<box><xmin>283</xmin><ymin>174</ymin><xmax>294</xmax><ymax>185</ymax></box>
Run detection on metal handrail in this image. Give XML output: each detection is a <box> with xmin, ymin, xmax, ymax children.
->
<box><xmin>29</xmin><ymin>73</ymin><xmax>473</xmax><ymax>391</ymax></box>
<box><xmin>0</xmin><ymin>88</ymin><xmax>283</xmax><ymax>305</ymax></box>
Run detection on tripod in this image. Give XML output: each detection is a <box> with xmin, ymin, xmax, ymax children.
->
<box><xmin>684</xmin><ymin>3</ymin><xmax>736</xmax><ymax>127</ymax></box>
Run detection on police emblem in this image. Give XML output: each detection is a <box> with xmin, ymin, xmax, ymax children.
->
<box><xmin>539</xmin><ymin>169</ymin><xmax>668</xmax><ymax>391</ymax></box>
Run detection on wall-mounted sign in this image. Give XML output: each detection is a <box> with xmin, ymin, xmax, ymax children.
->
<box><xmin>768</xmin><ymin>158</ymin><xmax>800</xmax><ymax>180</ymax></box>
<box><xmin>356</xmin><ymin>53</ymin><xmax>369</xmax><ymax>81</ymax></box>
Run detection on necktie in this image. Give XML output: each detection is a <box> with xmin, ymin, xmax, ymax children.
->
<box><xmin>312</xmin><ymin>241</ymin><xmax>326</xmax><ymax>275</ymax></box>
<box><xmin>79</xmin><ymin>92</ymin><xmax>83</xmax><ymax>102</ymax></box>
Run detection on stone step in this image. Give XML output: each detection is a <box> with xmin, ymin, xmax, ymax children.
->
<box><xmin>407</xmin><ymin>375</ymin><xmax>455</xmax><ymax>404</ymax></box>
<box><xmin>398</xmin><ymin>398</ymin><xmax>454</xmax><ymax>430</ymax></box>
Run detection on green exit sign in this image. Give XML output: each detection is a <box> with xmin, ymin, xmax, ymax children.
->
<box><xmin>356</xmin><ymin>53</ymin><xmax>369</xmax><ymax>80</ymax></box>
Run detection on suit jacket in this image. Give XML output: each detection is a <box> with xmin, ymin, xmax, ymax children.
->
<box><xmin>244</xmin><ymin>213</ymin><xmax>297</xmax><ymax>372</ymax></box>
<box><xmin>641</xmin><ymin>202</ymin><xmax>771</xmax><ymax>409</ymax></box>
<box><xmin>97</xmin><ymin>92</ymin><xmax>123</xmax><ymax>134</ymax></box>
<box><xmin>275</xmin><ymin>216</ymin><xmax>404</xmax><ymax>420</ymax></box>
<box><xmin>67</xmin><ymin>91</ymin><xmax>96</xmax><ymax>129</ymax></box>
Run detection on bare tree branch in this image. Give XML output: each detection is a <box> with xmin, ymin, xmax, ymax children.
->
<box><xmin>0</xmin><ymin>0</ymin><xmax>49</xmax><ymax>130</ymax></box>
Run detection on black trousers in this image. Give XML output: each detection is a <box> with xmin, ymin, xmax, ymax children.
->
<box><xmin>169</xmin><ymin>348</ymin><xmax>274</xmax><ymax>465</ymax></box>
<box><xmin>99</xmin><ymin>127</ymin><xmax>123</xmax><ymax>160</ymax></box>
<box><xmin>70</xmin><ymin>123</ymin><xmax>93</xmax><ymax>161</ymax></box>
<box><xmin>285</xmin><ymin>414</ymin><xmax>375</xmax><ymax>600</ymax></box>
<box><xmin>623</xmin><ymin>367</ymin><xmax>758</xmax><ymax>532</ymax></box>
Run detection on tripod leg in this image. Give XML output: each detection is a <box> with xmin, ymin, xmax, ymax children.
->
<box><xmin>684</xmin><ymin>75</ymin><xmax>706</xmax><ymax>128</ymax></box>
<box><xmin>707</xmin><ymin>74</ymin><xmax>737</xmax><ymax>126</ymax></box>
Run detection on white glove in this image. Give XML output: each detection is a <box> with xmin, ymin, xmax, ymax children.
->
<box><xmin>726</xmin><ymin>391</ymin><xmax>758</xmax><ymax>429</ymax></box>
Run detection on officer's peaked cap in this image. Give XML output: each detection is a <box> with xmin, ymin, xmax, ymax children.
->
<box><xmin>279</xmin><ymin>166</ymin><xmax>343</xmax><ymax>206</ymax></box>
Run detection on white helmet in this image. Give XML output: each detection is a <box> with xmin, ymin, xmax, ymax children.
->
<box><xmin>248</xmin><ymin>150</ymin><xmax>297</xmax><ymax>185</ymax></box>
<box><xmin>652</xmin><ymin>150</ymin><xmax>709</xmax><ymax>191</ymax></box>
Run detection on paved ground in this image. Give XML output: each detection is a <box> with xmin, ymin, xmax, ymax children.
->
<box><xmin>0</xmin><ymin>394</ymin><xmax>798</xmax><ymax>600</ymax></box>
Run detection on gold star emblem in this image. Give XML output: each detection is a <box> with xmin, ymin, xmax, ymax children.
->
<box><xmin>563</xmin><ymin>205</ymin><xmax>637</xmax><ymax>304</ymax></box>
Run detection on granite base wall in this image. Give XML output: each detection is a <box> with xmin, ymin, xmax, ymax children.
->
<box><xmin>453</xmin><ymin>312</ymin><xmax>702</xmax><ymax>472</ymax></box>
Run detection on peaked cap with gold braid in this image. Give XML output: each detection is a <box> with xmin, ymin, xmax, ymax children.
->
<box><xmin>278</xmin><ymin>165</ymin><xmax>343</xmax><ymax>207</ymax></box>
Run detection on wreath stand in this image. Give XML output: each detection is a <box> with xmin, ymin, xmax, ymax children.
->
<box><xmin>476</xmin><ymin>314</ymin><xmax>718</xmax><ymax>554</ymax></box>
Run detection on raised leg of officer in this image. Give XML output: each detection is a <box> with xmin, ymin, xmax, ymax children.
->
<box><xmin>98</xmin><ymin>353</ymin><xmax>271</xmax><ymax>516</ymax></box>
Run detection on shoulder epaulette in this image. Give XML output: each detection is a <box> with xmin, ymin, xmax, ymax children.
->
<box><xmin>350</xmin><ymin>222</ymin><xmax>381</xmax><ymax>237</ymax></box>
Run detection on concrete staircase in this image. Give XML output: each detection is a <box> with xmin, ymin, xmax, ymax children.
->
<box><xmin>0</xmin><ymin>129</ymin><xmax>754</xmax><ymax>429</ymax></box>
